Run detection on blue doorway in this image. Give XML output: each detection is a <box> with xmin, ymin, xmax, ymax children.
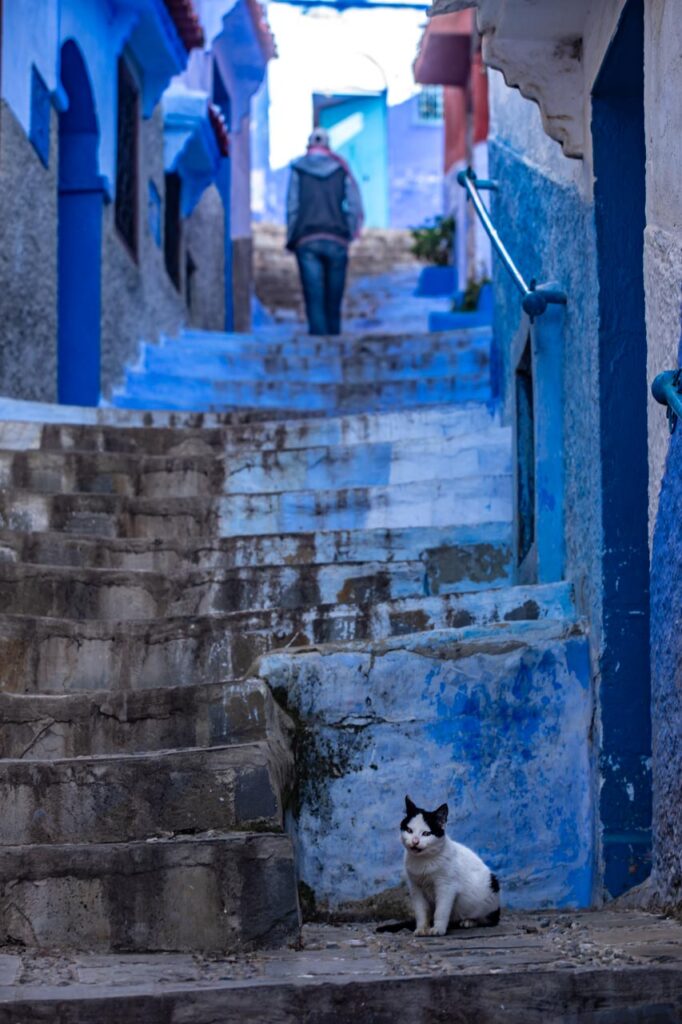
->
<box><xmin>58</xmin><ymin>40</ymin><xmax>103</xmax><ymax>405</ymax></box>
<box><xmin>592</xmin><ymin>0</ymin><xmax>650</xmax><ymax>897</ymax></box>
<box><xmin>316</xmin><ymin>92</ymin><xmax>388</xmax><ymax>229</ymax></box>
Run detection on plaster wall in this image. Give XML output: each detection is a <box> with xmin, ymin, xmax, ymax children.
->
<box><xmin>0</xmin><ymin>100</ymin><xmax>58</xmax><ymax>401</ymax></box>
<box><xmin>100</xmin><ymin>104</ymin><xmax>186</xmax><ymax>396</ymax></box>
<box><xmin>186</xmin><ymin>184</ymin><xmax>226</xmax><ymax>332</ymax></box>
<box><xmin>258</xmin><ymin>624</ymin><xmax>595</xmax><ymax>913</ymax></box>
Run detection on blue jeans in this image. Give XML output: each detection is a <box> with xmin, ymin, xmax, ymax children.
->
<box><xmin>295</xmin><ymin>239</ymin><xmax>348</xmax><ymax>335</ymax></box>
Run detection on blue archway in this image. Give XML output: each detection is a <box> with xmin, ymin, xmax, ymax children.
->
<box><xmin>58</xmin><ymin>40</ymin><xmax>103</xmax><ymax>405</ymax></box>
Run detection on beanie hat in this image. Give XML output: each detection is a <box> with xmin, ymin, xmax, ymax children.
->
<box><xmin>308</xmin><ymin>127</ymin><xmax>330</xmax><ymax>148</ymax></box>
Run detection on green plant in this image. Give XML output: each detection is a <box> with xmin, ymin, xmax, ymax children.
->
<box><xmin>453</xmin><ymin>275</ymin><xmax>491</xmax><ymax>312</ymax></box>
<box><xmin>410</xmin><ymin>215</ymin><xmax>455</xmax><ymax>267</ymax></box>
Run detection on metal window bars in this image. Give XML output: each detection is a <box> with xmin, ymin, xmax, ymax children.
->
<box><xmin>652</xmin><ymin>370</ymin><xmax>682</xmax><ymax>433</ymax></box>
<box><xmin>457</xmin><ymin>166</ymin><xmax>567</xmax><ymax>319</ymax></box>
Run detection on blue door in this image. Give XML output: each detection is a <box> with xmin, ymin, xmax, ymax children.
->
<box><xmin>318</xmin><ymin>93</ymin><xmax>388</xmax><ymax>229</ymax></box>
<box><xmin>58</xmin><ymin>41</ymin><xmax>103</xmax><ymax>405</ymax></box>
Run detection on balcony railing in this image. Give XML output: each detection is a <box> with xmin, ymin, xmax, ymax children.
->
<box><xmin>652</xmin><ymin>370</ymin><xmax>682</xmax><ymax>433</ymax></box>
<box><xmin>457</xmin><ymin>167</ymin><xmax>567</xmax><ymax>319</ymax></box>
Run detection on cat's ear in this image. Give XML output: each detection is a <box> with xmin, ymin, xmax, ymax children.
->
<box><xmin>405</xmin><ymin>795</ymin><xmax>418</xmax><ymax>818</ymax></box>
<box><xmin>434</xmin><ymin>803</ymin><xmax>449</xmax><ymax>827</ymax></box>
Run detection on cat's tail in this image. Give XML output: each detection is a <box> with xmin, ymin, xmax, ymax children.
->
<box><xmin>375</xmin><ymin>919</ymin><xmax>416</xmax><ymax>933</ymax></box>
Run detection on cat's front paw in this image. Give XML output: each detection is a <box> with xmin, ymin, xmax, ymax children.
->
<box><xmin>414</xmin><ymin>925</ymin><xmax>431</xmax><ymax>937</ymax></box>
<box><xmin>427</xmin><ymin>925</ymin><xmax>447</xmax><ymax>936</ymax></box>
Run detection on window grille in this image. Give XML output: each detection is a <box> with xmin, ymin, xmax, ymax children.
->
<box><xmin>417</xmin><ymin>86</ymin><xmax>444</xmax><ymax>123</ymax></box>
<box><xmin>115</xmin><ymin>58</ymin><xmax>140</xmax><ymax>257</ymax></box>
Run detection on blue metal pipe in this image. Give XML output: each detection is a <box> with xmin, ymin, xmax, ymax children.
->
<box><xmin>457</xmin><ymin>166</ymin><xmax>567</xmax><ymax>319</ymax></box>
<box><xmin>652</xmin><ymin>369</ymin><xmax>682</xmax><ymax>433</ymax></box>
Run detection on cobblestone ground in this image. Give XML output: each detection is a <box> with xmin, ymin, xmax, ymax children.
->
<box><xmin>2</xmin><ymin>911</ymin><xmax>681</xmax><ymax>996</ymax></box>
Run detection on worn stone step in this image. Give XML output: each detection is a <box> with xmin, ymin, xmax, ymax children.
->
<box><xmin>0</xmin><ymin>430</ymin><xmax>510</xmax><ymax>498</ymax></box>
<box><xmin>140</xmin><ymin>339</ymin><xmax>488</xmax><ymax>383</ymax></box>
<box><xmin>0</xmin><ymin>678</ymin><xmax>289</xmax><ymax>760</ymax></box>
<box><xmin>0</xmin><ymin>560</ymin><xmax>432</xmax><ymax>620</ymax></box>
<box><xmin>0</xmin><ymin>743</ymin><xmax>285</xmax><ymax>844</ymax></box>
<box><xmin>0</xmin><ymin>404</ymin><xmax>499</xmax><ymax>456</ymax></box>
<box><xmin>0</xmin><ymin>476</ymin><xmax>512</xmax><ymax>538</ymax></box>
<box><xmin>173</xmin><ymin>324</ymin><xmax>491</xmax><ymax>356</ymax></box>
<box><xmin>255</xmin><ymin>618</ymin><xmax>594</xmax><ymax>914</ymax></box>
<box><xmin>0</xmin><ymin>523</ymin><xmax>512</xmax><ymax>587</ymax></box>
<box><xmin>0</xmin><ymin>558</ymin><xmax>572</xmax><ymax>625</ymax></box>
<box><xmin>0</xmin><ymin>395</ymin><xmax>319</xmax><ymax>428</ymax></box>
<box><xmin>0</xmin><ymin>832</ymin><xmax>299</xmax><ymax>951</ymax></box>
<box><xmin>0</xmin><ymin>583</ymin><xmax>572</xmax><ymax>692</ymax></box>
<box><xmin>111</xmin><ymin>371</ymin><xmax>490</xmax><ymax>413</ymax></box>
<box><xmin>0</xmin><ymin>912</ymin><xmax>680</xmax><ymax>1022</ymax></box>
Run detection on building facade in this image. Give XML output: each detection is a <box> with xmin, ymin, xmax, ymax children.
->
<box><xmin>0</xmin><ymin>0</ymin><xmax>273</xmax><ymax>406</ymax></box>
<box><xmin>427</xmin><ymin>0</ymin><xmax>682</xmax><ymax>904</ymax></box>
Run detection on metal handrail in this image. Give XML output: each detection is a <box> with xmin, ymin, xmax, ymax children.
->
<box><xmin>652</xmin><ymin>370</ymin><xmax>682</xmax><ymax>433</ymax></box>
<box><xmin>457</xmin><ymin>166</ymin><xmax>567</xmax><ymax>319</ymax></box>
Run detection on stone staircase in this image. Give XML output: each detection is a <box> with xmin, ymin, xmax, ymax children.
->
<box><xmin>0</xmin><ymin>294</ymin><xmax>594</xmax><ymax>983</ymax></box>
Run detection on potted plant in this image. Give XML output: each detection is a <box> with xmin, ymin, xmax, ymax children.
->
<box><xmin>411</xmin><ymin>215</ymin><xmax>457</xmax><ymax>296</ymax></box>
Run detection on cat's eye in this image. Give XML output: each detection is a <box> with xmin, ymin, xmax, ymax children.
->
<box><xmin>423</xmin><ymin>831</ymin><xmax>432</xmax><ymax>837</ymax></box>
<box><xmin>405</xmin><ymin>826</ymin><xmax>413</xmax><ymax>834</ymax></box>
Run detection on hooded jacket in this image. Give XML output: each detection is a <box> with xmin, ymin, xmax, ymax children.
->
<box><xmin>286</xmin><ymin>146</ymin><xmax>364</xmax><ymax>252</ymax></box>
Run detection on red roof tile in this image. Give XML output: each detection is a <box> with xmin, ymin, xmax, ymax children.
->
<box><xmin>164</xmin><ymin>0</ymin><xmax>205</xmax><ymax>51</ymax></box>
<box><xmin>246</xmin><ymin>0</ymin><xmax>277</xmax><ymax>61</ymax></box>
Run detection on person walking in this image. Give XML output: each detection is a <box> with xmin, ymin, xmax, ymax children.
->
<box><xmin>286</xmin><ymin>127</ymin><xmax>364</xmax><ymax>336</ymax></box>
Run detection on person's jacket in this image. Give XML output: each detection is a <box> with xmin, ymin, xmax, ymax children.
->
<box><xmin>286</xmin><ymin>146</ymin><xmax>364</xmax><ymax>251</ymax></box>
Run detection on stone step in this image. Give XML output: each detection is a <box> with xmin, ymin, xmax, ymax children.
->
<box><xmin>0</xmin><ymin>913</ymin><xmax>680</xmax><ymax>1022</ymax></box>
<box><xmin>0</xmin><ymin>743</ymin><xmax>285</xmax><ymax>845</ymax></box>
<box><xmin>0</xmin><ymin>557</ymin><xmax>572</xmax><ymax>623</ymax></box>
<box><xmin>174</xmin><ymin>323</ymin><xmax>491</xmax><ymax>353</ymax></box>
<box><xmin>0</xmin><ymin>522</ymin><xmax>512</xmax><ymax>586</ymax></box>
<box><xmin>111</xmin><ymin>372</ymin><xmax>491</xmax><ymax>413</ymax></box>
<box><xmin>0</xmin><ymin>832</ymin><xmax>299</xmax><ymax>951</ymax></box>
<box><xmin>139</xmin><ymin>339</ymin><xmax>488</xmax><ymax>383</ymax></box>
<box><xmin>0</xmin><ymin>404</ymin><xmax>498</xmax><ymax>455</ymax></box>
<box><xmin>0</xmin><ymin>395</ymin><xmax>319</xmax><ymax>429</ymax></box>
<box><xmin>0</xmin><ymin>583</ymin><xmax>573</xmax><ymax>692</ymax></box>
<box><xmin>255</xmin><ymin>618</ymin><xmax>593</xmax><ymax>914</ymax></box>
<box><xmin>0</xmin><ymin>561</ymin><xmax>432</xmax><ymax>620</ymax></box>
<box><xmin>0</xmin><ymin>430</ymin><xmax>510</xmax><ymax>497</ymax></box>
<box><xmin>0</xmin><ymin>477</ymin><xmax>512</xmax><ymax>538</ymax></box>
<box><xmin>0</xmin><ymin>678</ymin><xmax>289</xmax><ymax>760</ymax></box>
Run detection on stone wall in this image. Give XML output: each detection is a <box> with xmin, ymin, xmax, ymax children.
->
<box><xmin>0</xmin><ymin>101</ymin><xmax>58</xmax><ymax>401</ymax></box>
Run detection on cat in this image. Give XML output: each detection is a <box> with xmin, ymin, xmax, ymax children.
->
<box><xmin>379</xmin><ymin>795</ymin><xmax>500</xmax><ymax>935</ymax></box>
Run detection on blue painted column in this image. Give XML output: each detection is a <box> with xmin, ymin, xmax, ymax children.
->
<box><xmin>217</xmin><ymin>159</ymin><xmax>233</xmax><ymax>332</ymax></box>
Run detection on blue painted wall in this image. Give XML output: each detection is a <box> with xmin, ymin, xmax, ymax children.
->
<box><xmin>319</xmin><ymin>92</ymin><xmax>389</xmax><ymax>229</ymax></box>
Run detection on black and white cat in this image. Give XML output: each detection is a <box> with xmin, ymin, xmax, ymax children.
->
<box><xmin>385</xmin><ymin>795</ymin><xmax>500</xmax><ymax>935</ymax></box>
